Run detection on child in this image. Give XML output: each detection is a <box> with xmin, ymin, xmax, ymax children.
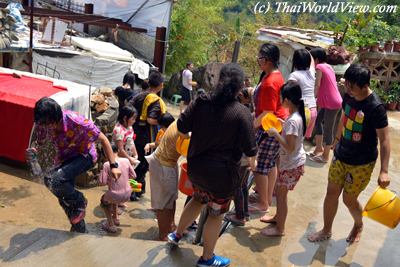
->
<box><xmin>99</xmin><ymin>144</ymin><xmax>135</xmax><ymax>233</ymax></box>
<box><xmin>112</xmin><ymin>104</ymin><xmax>140</xmax><ymax>201</ymax></box>
<box><xmin>224</xmin><ymin>87</ymin><xmax>254</xmax><ymax>226</ymax></box>
<box><xmin>145</xmin><ymin>119</ymin><xmax>181</xmax><ymax>241</ymax></box>
<box><xmin>260</xmin><ymin>82</ymin><xmax>306</xmax><ymax>236</ymax></box>
<box><xmin>144</xmin><ymin>112</ymin><xmax>175</xmax><ymax>154</ymax></box>
<box><xmin>113</xmin><ymin>105</ymin><xmax>139</xmax><ymax>166</ymax></box>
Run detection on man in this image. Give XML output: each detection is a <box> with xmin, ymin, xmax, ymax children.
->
<box><xmin>129</xmin><ymin>71</ymin><xmax>167</xmax><ymax>199</ymax></box>
<box><xmin>308</xmin><ymin>63</ymin><xmax>391</xmax><ymax>243</ymax></box>
<box><xmin>29</xmin><ymin>97</ymin><xmax>121</xmax><ymax>233</ymax></box>
<box><xmin>180</xmin><ymin>62</ymin><xmax>197</xmax><ymax>113</ymax></box>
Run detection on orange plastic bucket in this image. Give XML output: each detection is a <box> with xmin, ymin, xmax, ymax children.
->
<box><xmin>261</xmin><ymin>113</ymin><xmax>282</xmax><ymax>132</ymax></box>
<box><xmin>362</xmin><ymin>187</ymin><xmax>400</xmax><ymax>229</ymax></box>
<box><xmin>178</xmin><ymin>163</ymin><xmax>194</xmax><ymax>196</ymax></box>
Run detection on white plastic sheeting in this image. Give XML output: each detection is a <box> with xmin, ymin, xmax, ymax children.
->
<box><xmin>32</xmin><ymin>50</ymin><xmax>132</xmax><ymax>89</ymax></box>
<box><xmin>71</xmin><ymin>36</ymin><xmax>133</xmax><ymax>61</ymax></box>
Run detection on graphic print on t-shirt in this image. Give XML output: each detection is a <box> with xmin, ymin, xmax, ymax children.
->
<box><xmin>342</xmin><ymin>104</ymin><xmax>364</xmax><ymax>143</ymax></box>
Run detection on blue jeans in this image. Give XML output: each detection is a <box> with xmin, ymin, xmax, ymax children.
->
<box><xmin>44</xmin><ymin>154</ymin><xmax>93</xmax><ymax>230</ymax></box>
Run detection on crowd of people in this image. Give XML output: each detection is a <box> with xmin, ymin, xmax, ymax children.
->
<box><xmin>28</xmin><ymin>42</ymin><xmax>391</xmax><ymax>267</ymax></box>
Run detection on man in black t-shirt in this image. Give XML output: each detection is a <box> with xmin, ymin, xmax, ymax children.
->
<box><xmin>129</xmin><ymin>71</ymin><xmax>166</xmax><ymax>200</ymax></box>
<box><xmin>308</xmin><ymin>64</ymin><xmax>391</xmax><ymax>244</ymax></box>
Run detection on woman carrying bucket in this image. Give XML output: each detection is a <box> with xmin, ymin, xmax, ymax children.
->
<box><xmin>308</xmin><ymin>64</ymin><xmax>391</xmax><ymax>243</ymax></box>
<box><xmin>168</xmin><ymin>63</ymin><xmax>257</xmax><ymax>267</ymax></box>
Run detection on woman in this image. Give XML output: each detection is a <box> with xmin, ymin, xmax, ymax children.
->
<box><xmin>288</xmin><ymin>49</ymin><xmax>317</xmax><ymax>139</ymax></box>
<box><xmin>309</xmin><ymin>47</ymin><xmax>342</xmax><ymax>163</ymax></box>
<box><xmin>114</xmin><ymin>70</ymin><xmax>136</xmax><ymax>108</ymax></box>
<box><xmin>168</xmin><ymin>63</ymin><xmax>257</xmax><ymax>267</ymax></box>
<box><xmin>251</xmin><ymin>43</ymin><xmax>288</xmax><ymax>215</ymax></box>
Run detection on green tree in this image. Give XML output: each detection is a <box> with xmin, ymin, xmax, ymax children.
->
<box><xmin>165</xmin><ymin>0</ymin><xmax>234</xmax><ymax>75</ymax></box>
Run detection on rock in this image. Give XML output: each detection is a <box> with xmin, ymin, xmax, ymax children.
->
<box><xmin>95</xmin><ymin>101</ymin><xmax>109</xmax><ymax>113</ymax></box>
<box><xmin>165</xmin><ymin>62</ymin><xmax>224</xmax><ymax>97</ymax></box>
<box><xmin>91</xmin><ymin>94</ymin><xmax>105</xmax><ymax>105</ymax></box>
<box><xmin>99</xmin><ymin>87</ymin><xmax>113</xmax><ymax>97</ymax></box>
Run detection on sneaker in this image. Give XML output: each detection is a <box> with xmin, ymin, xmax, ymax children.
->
<box><xmin>70</xmin><ymin>199</ymin><xmax>87</xmax><ymax>225</ymax></box>
<box><xmin>167</xmin><ymin>232</ymin><xmax>182</xmax><ymax>245</ymax></box>
<box><xmin>187</xmin><ymin>221</ymin><xmax>198</xmax><ymax>230</ymax></box>
<box><xmin>197</xmin><ymin>255</ymin><xmax>231</xmax><ymax>267</ymax></box>
<box><xmin>70</xmin><ymin>207</ymin><xmax>86</xmax><ymax>225</ymax></box>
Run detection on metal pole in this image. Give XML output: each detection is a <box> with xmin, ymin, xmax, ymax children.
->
<box><xmin>29</xmin><ymin>0</ymin><xmax>34</xmax><ymax>72</ymax></box>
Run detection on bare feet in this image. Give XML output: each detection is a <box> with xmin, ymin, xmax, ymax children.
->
<box><xmin>307</xmin><ymin>230</ymin><xmax>332</xmax><ymax>242</ymax></box>
<box><xmin>260</xmin><ymin>214</ymin><xmax>276</xmax><ymax>224</ymax></box>
<box><xmin>346</xmin><ymin>224</ymin><xmax>363</xmax><ymax>243</ymax></box>
<box><xmin>261</xmin><ymin>225</ymin><xmax>285</xmax><ymax>236</ymax></box>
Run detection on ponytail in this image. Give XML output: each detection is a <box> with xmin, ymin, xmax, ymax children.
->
<box><xmin>280</xmin><ymin>82</ymin><xmax>306</xmax><ymax>136</ymax></box>
<box><xmin>298</xmin><ymin>99</ymin><xmax>306</xmax><ymax>136</ymax></box>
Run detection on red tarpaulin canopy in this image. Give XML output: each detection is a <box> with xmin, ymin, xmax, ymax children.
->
<box><xmin>0</xmin><ymin>73</ymin><xmax>67</xmax><ymax>162</ymax></box>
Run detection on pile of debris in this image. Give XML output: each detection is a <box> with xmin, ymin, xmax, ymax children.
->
<box><xmin>0</xmin><ymin>8</ymin><xmax>18</xmax><ymax>49</ymax></box>
<box><xmin>91</xmin><ymin>87</ymin><xmax>119</xmax><ymax>135</ymax></box>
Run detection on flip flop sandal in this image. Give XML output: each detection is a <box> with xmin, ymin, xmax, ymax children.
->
<box><xmin>260</xmin><ymin>216</ymin><xmax>277</xmax><ymax>224</ymax></box>
<box><xmin>224</xmin><ymin>214</ymin><xmax>245</xmax><ymax>226</ymax></box>
<box><xmin>309</xmin><ymin>155</ymin><xmax>328</xmax><ymax>163</ymax></box>
<box><xmin>101</xmin><ymin>221</ymin><xmax>117</xmax><ymax>233</ymax></box>
<box><xmin>248</xmin><ymin>204</ymin><xmax>269</xmax><ymax>213</ymax></box>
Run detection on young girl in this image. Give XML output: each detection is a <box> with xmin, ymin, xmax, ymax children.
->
<box><xmin>112</xmin><ymin>104</ymin><xmax>140</xmax><ymax>201</ymax></box>
<box><xmin>260</xmin><ymin>82</ymin><xmax>306</xmax><ymax>236</ymax></box>
<box><xmin>99</xmin><ymin>144</ymin><xmax>135</xmax><ymax>233</ymax></box>
<box><xmin>112</xmin><ymin>105</ymin><xmax>139</xmax><ymax>167</ymax></box>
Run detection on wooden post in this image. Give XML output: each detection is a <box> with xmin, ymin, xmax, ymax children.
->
<box><xmin>232</xmin><ymin>40</ymin><xmax>241</xmax><ymax>63</ymax></box>
<box><xmin>84</xmin><ymin>4</ymin><xmax>94</xmax><ymax>34</ymax></box>
<box><xmin>153</xmin><ymin>27</ymin><xmax>167</xmax><ymax>72</ymax></box>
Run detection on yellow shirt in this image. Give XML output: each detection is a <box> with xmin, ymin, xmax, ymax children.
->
<box><xmin>154</xmin><ymin>121</ymin><xmax>181</xmax><ymax>167</ymax></box>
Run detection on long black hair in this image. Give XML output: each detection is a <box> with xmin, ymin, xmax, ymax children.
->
<box><xmin>123</xmin><ymin>71</ymin><xmax>135</xmax><ymax>89</ymax></box>
<box><xmin>34</xmin><ymin>97</ymin><xmax>63</xmax><ymax>125</ymax></box>
<box><xmin>117</xmin><ymin>104</ymin><xmax>137</xmax><ymax>125</ymax></box>
<box><xmin>310</xmin><ymin>47</ymin><xmax>327</xmax><ymax>63</ymax></box>
<box><xmin>259</xmin><ymin>43</ymin><xmax>280</xmax><ymax>69</ymax></box>
<box><xmin>280</xmin><ymin>83</ymin><xmax>307</xmax><ymax>136</ymax></box>
<box><xmin>292</xmin><ymin>49</ymin><xmax>311</xmax><ymax>72</ymax></box>
<box><xmin>212</xmin><ymin>63</ymin><xmax>244</xmax><ymax>105</ymax></box>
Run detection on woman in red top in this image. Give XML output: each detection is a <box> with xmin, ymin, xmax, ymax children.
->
<box><xmin>251</xmin><ymin>43</ymin><xmax>288</xmax><ymax>215</ymax></box>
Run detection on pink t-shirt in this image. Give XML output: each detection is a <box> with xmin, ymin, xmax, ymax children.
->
<box><xmin>100</xmin><ymin>157</ymin><xmax>135</xmax><ymax>204</ymax></box>
<box><xmin>316</xmin><ymin>63</ymin><xmax>342</xmax><ymax>109</ymax></box>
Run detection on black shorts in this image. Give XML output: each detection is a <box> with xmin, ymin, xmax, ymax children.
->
<box><xmin>180</xmin><ymin>87</ymin><xmax>193</xmax><ymax>104</ymax></box>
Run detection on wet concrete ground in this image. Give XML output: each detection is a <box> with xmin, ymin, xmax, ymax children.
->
<box><xmin>0</xmin><ymin>110</ymin><xmax>399</xmax><ymax>266</ymax></box>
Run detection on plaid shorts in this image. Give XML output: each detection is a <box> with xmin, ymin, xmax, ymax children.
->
<box><xmin>276</xmin><ymin>165</ymin><xmax>304</xmax><ymax>190</ymax></box>
<box><xmin>192</xmin><ymin>186</ymin><xmax>232</xmax><ymax>216</ymax></box>
<box><xmin>255</xmin><ymin>129</ymin><xmax>280</xmax><ymax>175</ymax></box>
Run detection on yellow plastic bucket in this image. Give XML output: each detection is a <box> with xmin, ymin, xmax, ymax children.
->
<box><xmin>362</xmin><ymin>187</ymin><xmax>400</xmax><ymax>229</ymax></box>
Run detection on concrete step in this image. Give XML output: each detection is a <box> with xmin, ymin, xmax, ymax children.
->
<box><xmin>0</xmin><ymin>223</ymin><xmax>202</xmax><ymax>267</ymax></box>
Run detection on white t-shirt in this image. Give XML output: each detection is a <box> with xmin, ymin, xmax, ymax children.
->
<box><xmin>182</xmin><ymin>69</ymin><xmax>193</xmax><ymax>91</ymax></box>
<box><xmin>288</xmin><ymin>69</ymin><xmax>316</xmax><ymax>108</ymax></box>
<box><xmin>279</xmin><ymin>112</ymin><xmax>306</xmax><ymax>170</ymax></box>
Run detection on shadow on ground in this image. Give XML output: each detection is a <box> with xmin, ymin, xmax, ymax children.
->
<box><xmin>0</xmin><ymin>228</ymin><xmax>73</xmax><ymax>262</ymax></box>
<box><xmin>0</xmin><ymin>185</ymin><xmax>32</xmax><ymax>206</ymax></box>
